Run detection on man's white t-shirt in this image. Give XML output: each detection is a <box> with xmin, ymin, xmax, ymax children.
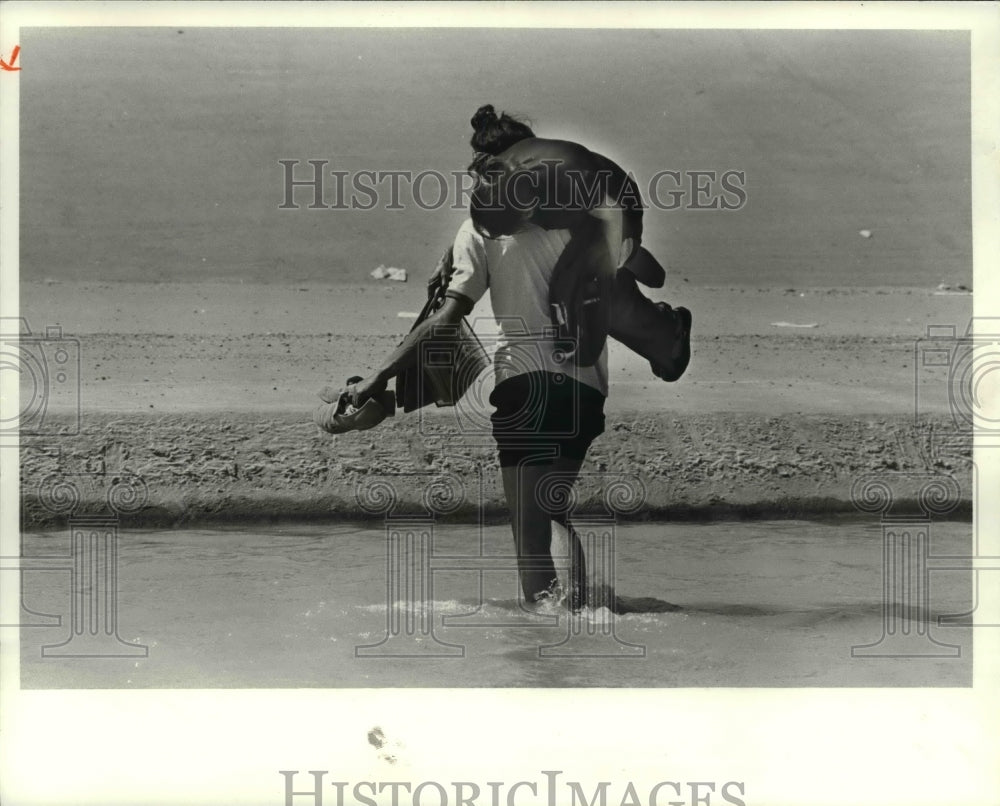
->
<box><xmin>446</xmin><ymin>218</ymin><xmax>609</xmax><ymax>397</ymax></box>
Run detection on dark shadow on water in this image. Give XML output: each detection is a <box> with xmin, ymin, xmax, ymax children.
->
<box><xmin>431</xmin><ymin>594</ymin><xmax>972</xmax><ymax>625</ymax></box>
<box><xmin>679</xmin><ymin>601</ymin><xmax>973</xmax><ymax>628</ymax></box>
<box><xmin>613</xmin><ymin>595</ymin><xmax>684</xmax><ymax>614</ymax></box>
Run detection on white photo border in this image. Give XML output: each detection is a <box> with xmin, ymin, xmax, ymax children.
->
<box><xmin>1</xmin><ymin>3</ymin><xmax>997</xmax><ymax>805</ymax></box>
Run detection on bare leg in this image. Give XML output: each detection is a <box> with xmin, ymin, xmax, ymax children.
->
<box><xmin>500</xmin><ymin>454</ymin><xmax>587</xmax><ymax>608</ymax></box>
<box><xmin>550</xmin><ymin>455</ymin><xmax>587</xmax><ymax>610</ymax></box>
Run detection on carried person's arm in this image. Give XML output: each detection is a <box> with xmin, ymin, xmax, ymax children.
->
<box><xmin>590</xmin><ymin>151</ymin><xmax>665</xmax><ymax>288</ymax></box>
<box><xmin>587</xmin><ymin>151</ymin><xmax>645</xmax><ymax>267</ymax></box>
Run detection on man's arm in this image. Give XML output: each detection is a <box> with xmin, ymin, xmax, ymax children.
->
<box><xmin>346</xmin><ymin>294</ymin><xmax>472</xmax><ymax>406</ymax></box>
<box><xmin>372</xmin><ymin>295</ymin><xmax>470</xmax><ymax>384</ymax></box>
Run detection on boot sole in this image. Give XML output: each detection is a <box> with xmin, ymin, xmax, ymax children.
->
<box><xmin>651</xmin><ymin>305</ymin><xmax>692</xmax><ymax>382</ymax></box>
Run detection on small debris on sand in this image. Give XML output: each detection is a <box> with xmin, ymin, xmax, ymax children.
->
<box><xmin>934</xmin><ymin>282</ymin><xmax>971</xmax><ymax>296</ymax></box>
<box><xmin>371</xmin><ymin>265</ymin><xmax>408</xmax><ymax>282</ymax></box>
<box><xmin>771</xmin><ymin>321</ymin><xmax>819</xmax><ymax>328</ymax></box>
<box><xmin>858</xmin><ymin>229</ymin><xmax>872</xmax><ymax>238</ymax></box>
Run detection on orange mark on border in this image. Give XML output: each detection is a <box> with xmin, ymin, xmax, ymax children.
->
<box><xmin>1</xmin><ymin>45</ymin><xmax>21</xmax><ymax>72</ymax></box>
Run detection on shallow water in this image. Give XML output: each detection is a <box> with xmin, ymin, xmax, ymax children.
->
<box><xmin>19</xmin><ymin>520</ymin><xmax>973</xmax><ymax>688</ymax></box>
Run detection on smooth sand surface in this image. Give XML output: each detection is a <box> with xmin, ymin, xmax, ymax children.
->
<box><xmin>20</xmin><ymin>29</ymin><xmax>970</xmax><ymax>289</ymax></box>
<box><xmin>19</xmin><ymin>281</ymin><xmax>973</xmax><ymax>416</ymax></box>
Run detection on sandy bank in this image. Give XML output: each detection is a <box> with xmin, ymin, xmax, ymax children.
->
<box><xmin>21</xmin><ymin>411</ymin><xmax>971</xmax><ymax>529</ymax></box>
<box><xmin>15</xmin><ymin>282</ymin><xmax>975</xmax><ymax>526</ymax></box>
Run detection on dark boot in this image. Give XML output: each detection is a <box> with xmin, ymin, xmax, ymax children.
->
<box><xmin>609</xmin><ymin>270</ymin><xmax>692</xmax><ymax>382</ymax></box>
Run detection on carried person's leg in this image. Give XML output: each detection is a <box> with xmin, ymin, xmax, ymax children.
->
<box><xmin>579</xmin><ymin>207</ymin><xmax>691</xmax><ymax>382</ymax></box>
<box><xmin>609</xmin><ymin>269</ymin><xmax>692</xmax><ymax>382</ymax></box>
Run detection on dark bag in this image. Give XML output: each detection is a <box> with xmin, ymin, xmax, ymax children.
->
<box><xmin>395</xmin><ymin>248</ymin><xmax>491</xmax><ymax>413</ymax></box>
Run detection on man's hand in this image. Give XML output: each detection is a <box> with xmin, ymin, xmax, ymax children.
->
<box><xmin>315</xmin><ymin>296</ymin><xmax>469</xmax><ymax>410</ymax></box>
<box><xmin>317</xmin><ymin>373</ymin><xmax>387</xmax><ymax>406</ymax></box>
<box><xmin>347</xmin><ymin>374</ymin><xmax>389</xmax><ymax>407</ymax></box>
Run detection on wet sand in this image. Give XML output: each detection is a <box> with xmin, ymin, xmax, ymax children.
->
<box><xmin>17</xmin><ymin>282</ymin><xmax>973</xmax><ymax>525</ymax></box>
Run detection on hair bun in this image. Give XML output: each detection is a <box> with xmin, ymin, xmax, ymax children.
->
<box><xmin>471</xmin><ymin>104</ymin><xmax>498</xmax><ymax>131</ymax></box>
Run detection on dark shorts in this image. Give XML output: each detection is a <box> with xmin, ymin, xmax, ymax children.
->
<box><xmin>489</xmin><ymin>371</ymin><xmax>606</xmax><ymax>467</ymax></box>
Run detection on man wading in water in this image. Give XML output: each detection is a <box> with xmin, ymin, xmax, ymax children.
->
<box><xmin>331</xmin><ymin>105</ymin><xmax>690</xmax><ymax>611</ymax></box>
